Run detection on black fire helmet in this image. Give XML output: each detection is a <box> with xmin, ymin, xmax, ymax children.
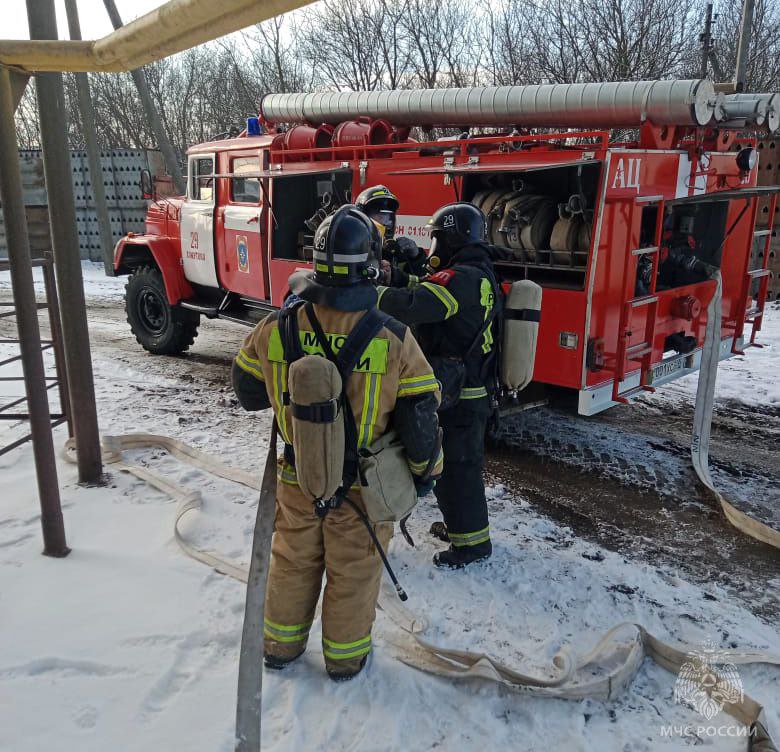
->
<box><xmin>312</xmin><ymin>204</ymin><xmax>382</xmax><ymax>287</ymax></box>
<box><xmin>427</xmin><ymin>202</ymin><xmax>487</xmax><ymax>263</ymax></box>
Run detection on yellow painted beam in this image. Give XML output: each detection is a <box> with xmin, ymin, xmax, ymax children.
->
<box><xmin>0</xmin><ymin>40</ymin><xmax>106</xmax><ymax>73</ymax></box>
<box><xmin>0</xmin><ymin>0</ymin><xmax>315</xmax><ymax>73</ymax></box>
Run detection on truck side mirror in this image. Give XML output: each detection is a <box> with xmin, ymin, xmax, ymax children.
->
<box><xmin>140</xmin><ymin>169</ymin><xmax>155</xmax><ymax>200</ymax></box>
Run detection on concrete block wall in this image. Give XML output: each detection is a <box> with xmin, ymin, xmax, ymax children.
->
<box><xmin>0</xmin><ymin>148</ymin><xmax>166</xmax><ymax>261</ymax></box>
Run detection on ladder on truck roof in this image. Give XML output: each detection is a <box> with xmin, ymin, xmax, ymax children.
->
<box><xmin>733</xmin><ymin>192</ymin><xmax>778</xmax><ymax>353</ymax></box>
<box><xmin>612</xmin><ymin>195</ymin><xmax>665</xmax><ymax>404</ymax></box>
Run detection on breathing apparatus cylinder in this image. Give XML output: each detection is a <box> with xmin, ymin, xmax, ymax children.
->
<box><xmin>501</xmin><ymin>280</ymin><xmax>542</xmax><ymax>392</ymax></box>
<box><xmin>287</xmin><ymin>356</ymin><xmax>345</xmax><ymax>502</ymax></box>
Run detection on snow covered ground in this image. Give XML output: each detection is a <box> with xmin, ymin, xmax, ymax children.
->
<box><xmin>0</xmin><ymin>266</ymin><xmax>777</xmax><ymax>751</ymax></box>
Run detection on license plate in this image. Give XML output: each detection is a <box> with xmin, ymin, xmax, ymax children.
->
<box><xmin>652</xmin><ymin>355</ymin><xmax>686</xmax><ymax>381</ymax></box>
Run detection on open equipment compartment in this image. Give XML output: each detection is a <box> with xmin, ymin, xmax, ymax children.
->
<box><xmin>461</xmin><ymin>160</ymin><xmax>603</xmax><ymax>290</ymax></box>
<box><xmin>270</xmin><ymin>168</ymin><xmax>353</xmax><ymax>261</ymax></box>
<box><xmin>636</xmin><ymin>199</ymin><xmax>730</xmax><ymax>297</ymax></box>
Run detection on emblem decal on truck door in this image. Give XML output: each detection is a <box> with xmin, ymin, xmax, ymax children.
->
<box><xmin>237</xmin><ymin>235</ymin><xmax>249</xmax><ymax>273</ymax></box>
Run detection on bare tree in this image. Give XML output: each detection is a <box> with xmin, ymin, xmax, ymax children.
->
<box><xmin>239</xmin><ymin>15</ymin><xmax>315</xmax><ymax>94</ymax></box>
<box><xmin>709</xmin><ymin>0</ymin><xmax>780</xmax><ymax>90</ymax></box>
<box><xmin>402</xmin><ymin>0</ymin><xmax>480</xmax><ymax>88</ymax></box>
<box><xmin>529</xmin><ymin>0</ymin><xmax>588</xmax><ymax>83</ymax></box>
<box><xmin>483</xmin><ymin>0</ymin><xmax>532</xmax><ymax>86</ymax></box>
<box><xmin>562</xmin><ymin>0</ymin><xmax>702</xmax><ymax>82</ymax></box>
<box><xmin>15</xmin><ymin>0</ymin><xmax>780</xmax><ymax>154</ymax></box>
<box><xmin>299</xmin><ymin>0</ymin><xmax>387</xmax><ymax>90</ymax></box>
<box><xmin>375</xmin><ymin>0</ymin><xmax>413</xmax><ymax>89</ymax></box>
<box><xmin>14</xmin><ymin>82</ymin><xmax>42</xmax><ymax>150</ymax></box>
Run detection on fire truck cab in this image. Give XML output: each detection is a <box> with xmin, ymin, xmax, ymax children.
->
<box><xmin>114</xmin><ymin>94</ymin><xmax>778</xmax><ymax>416</ymax></box>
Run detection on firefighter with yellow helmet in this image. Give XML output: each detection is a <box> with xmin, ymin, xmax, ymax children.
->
<box><xmin>355</xmin><ymin>185</ymin><xmax>428</xmax><ymax>285</ymax></box>
<box><xmin>232</xmin><ymin>205</ymin><xmax>443</xmax><ymax>680</ymax></box>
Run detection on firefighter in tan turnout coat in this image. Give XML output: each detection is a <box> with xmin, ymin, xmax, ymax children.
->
<box><xmin>232</xmin><ymin>205</ymin><xmax>443</xmax><ymax>680</ymax></box>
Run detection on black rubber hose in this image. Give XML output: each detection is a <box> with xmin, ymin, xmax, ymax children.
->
<box><xmin>344</xmin><ymin>497</ymin><xmax>408</xmax><ymax>601</ymax></box>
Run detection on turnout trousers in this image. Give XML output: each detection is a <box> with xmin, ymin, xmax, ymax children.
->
<box><xmin>263</xmin><ymin>475</ymin><xmax>393</xmax><ymax>675</ymax></box>
<box><xmin>433</xmin><ymin>400</ymin><xmax>490</xmax><ymax>548</ymax></box>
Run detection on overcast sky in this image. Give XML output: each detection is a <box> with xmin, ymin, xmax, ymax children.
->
<box><xmin>3</xmin><ymin>1</ymin><xmax>167</xmax><ymax>40</ymax></box>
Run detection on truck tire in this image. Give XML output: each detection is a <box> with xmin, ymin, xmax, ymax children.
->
<box><xmin>125</xmin><ymin>265</ymin><xmax>199</xmax><ymax>355</ymax></box>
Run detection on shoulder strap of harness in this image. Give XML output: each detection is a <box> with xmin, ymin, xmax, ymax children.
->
<box><xmin>278</xmin><ymin>300</ymin><xmax>305</xmax><ymax>364</ymax></box>
<box><xmin>463</xmin><ymin>263</ymin><xmax>502</xmax><ymax>361</ymax></box>
<box><xmin>465</xmin><ymin>261</ymin><xmax>504</xmax><ymax>395</ymax></box>
<box><xmin>337</xmin><ymin>308</ymin><xmax>391</xmax><ymax>375</ymax></box>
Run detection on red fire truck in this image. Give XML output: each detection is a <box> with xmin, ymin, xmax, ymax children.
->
<box><xmin>114</xmin><ymin>80</ymin><xmax>779</xmax><ymax>415</ymax></box>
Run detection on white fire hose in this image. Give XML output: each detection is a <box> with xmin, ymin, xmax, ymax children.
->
<box><xmin>691</xmin><ymin>273</ymin><xmax>780</xmax><ymax>548</ymax></box>
<box><xmin>62</xmin><ymin>275</ymin><xmax>779</xmax><ymax>750</ymax></box>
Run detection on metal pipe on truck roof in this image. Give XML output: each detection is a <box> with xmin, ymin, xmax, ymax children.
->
<box><xmin>261</xmin><ymin>80</ymin><xmax>718</xmax><ymax>128</ymax></box>
<box><xmin>721</xmin><ymin>95</ymin><xmax>768</xmax><ymax>126</ymax></box>
<box><xmin>725</xmin><ymin>93</ymin><xmax>780</xmax><ymax>133</ymax></box>
<box><xmin>0</xmin><ymin>67</ymin><xmax>70</xmax><ymax>557</ymax></box>
<box><xmin>27</xmin><ymin>0</ymin><xmax>103</xmax><ymax>485</ymax></box>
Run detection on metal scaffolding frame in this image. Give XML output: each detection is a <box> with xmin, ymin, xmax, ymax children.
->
<box><xmin>0</xmin><ymin>0</ymin><xmax>314</xmax><ymax>745</ymax></box>
<box><xmin>0</xmin><ymin>254</ymin><xmax>72</xmax><ymax>454</ymax></box>
<box><xmin>0</xmin><ymin>67</ymin><xmax>71</xmax><ymax>557</ymax></box>
<box><xmin>0</xmin><ymin>0</ymin><xmax>315</xmax><ymax>558</ymax></box>
<box><xmin>28</xmin><ymin>0</ymin><xmax>104</xmax><ymax>485</ymax></box>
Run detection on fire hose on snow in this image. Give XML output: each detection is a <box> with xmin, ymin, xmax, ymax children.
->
<box><xmin>691</xmin><ymin>273</ymin><xmax>780</xmax><ymax>548</ymax></box>
<box><xmin>63</xmin><ymin>277</ymin><xmax>780</xmax><ymax>750</ymax></box>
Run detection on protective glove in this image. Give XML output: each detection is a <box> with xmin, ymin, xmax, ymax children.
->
<box><xmin>389</xmin><ymin>267</ymin><xmax>412</xmax><ymax>288</ymax></box>
<box><xmin>413</xmin><ymin>477</ymin><xmax>436</xmax><ymax>498</ymax></box>
<box><xmin>391</xmin><ymin>236</ymin><xmax>421</xmax><ymax>261</ymax></box>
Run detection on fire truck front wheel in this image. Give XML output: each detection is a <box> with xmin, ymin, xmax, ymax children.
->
<box><xmin>125</xmin><ymin>266</ymin><xmax>199</xmax><ymax>355</ymax></box>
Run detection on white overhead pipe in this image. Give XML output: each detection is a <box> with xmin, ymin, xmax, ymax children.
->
<box><xmin>261</xmin><ymin>80</ymin><xmax>719</xmax><ymax>129</ymax></box>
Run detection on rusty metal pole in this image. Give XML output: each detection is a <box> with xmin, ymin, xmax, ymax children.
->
<box><xmin>733</xmin><ymin>0</ymin><xmax>755</xmax><ymax>92</ymax></box>
<box><xmin>42</xmin><ymin>253</ymin><xmax>73</xmax><ymax>437</ymax></box>
<box><xmin>64</xmin><ymin>0</ymin><xmax>115</xmax><ymax>276</ymax></box>
<box><xmin>700</xmin><ymin>3</ymin><xmax>714</xmax><ymax>80</ymax></box>
<box><xmin>27</xmin><ymin>0</ymin><xmax>103</xmax><ymax>484</ymax></box>
<box><xmin>0</xmin><ymin>67</ymin><xmax>70</xmax><ymax>557</ymax></box>
<box><xmin>102</xmin><ymin>0</ymin><xmax>186</xmax><ymax>195</ymax></box>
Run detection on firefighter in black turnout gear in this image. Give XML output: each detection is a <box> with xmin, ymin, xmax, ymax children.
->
<box><xmin>355</xmin><ymin>185</ymin><xmax>428</xmax><ymax>285</ymax></box>
<box><xmin>377</xmin><ymin>202</ymin><xmax>501</xmax><ymax>569</ymax></box>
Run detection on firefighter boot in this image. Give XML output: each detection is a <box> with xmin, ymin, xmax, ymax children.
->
<box><xmin>326</xmin><ymin>654</ymin><xmax>369</xmax><ymax>683</ymax></box>
<box><xmin>264</xmin><ymin>650</ymin><xmax>305</xmax><ymax>671</ymax></box>
<box><xmin>429</xmin><ymin>520</ymin><xmax>449</xmax><ymax>542</ymax></box>
<box><xmin>433</xmin><ymin>539</ymin><xmax>492</xmax><ymax>569</ymax></box>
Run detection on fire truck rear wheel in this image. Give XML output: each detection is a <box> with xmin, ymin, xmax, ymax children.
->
<box><xmin>125</xmin><ymin>265</ymin><xmax>199</xmax><ymax>355</ymax></box>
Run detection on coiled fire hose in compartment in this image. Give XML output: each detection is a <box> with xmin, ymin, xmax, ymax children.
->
<box><xmin>472</xmin><ymin>189</ymin><xmax>592</xmax><ymax>266</ymax></box>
